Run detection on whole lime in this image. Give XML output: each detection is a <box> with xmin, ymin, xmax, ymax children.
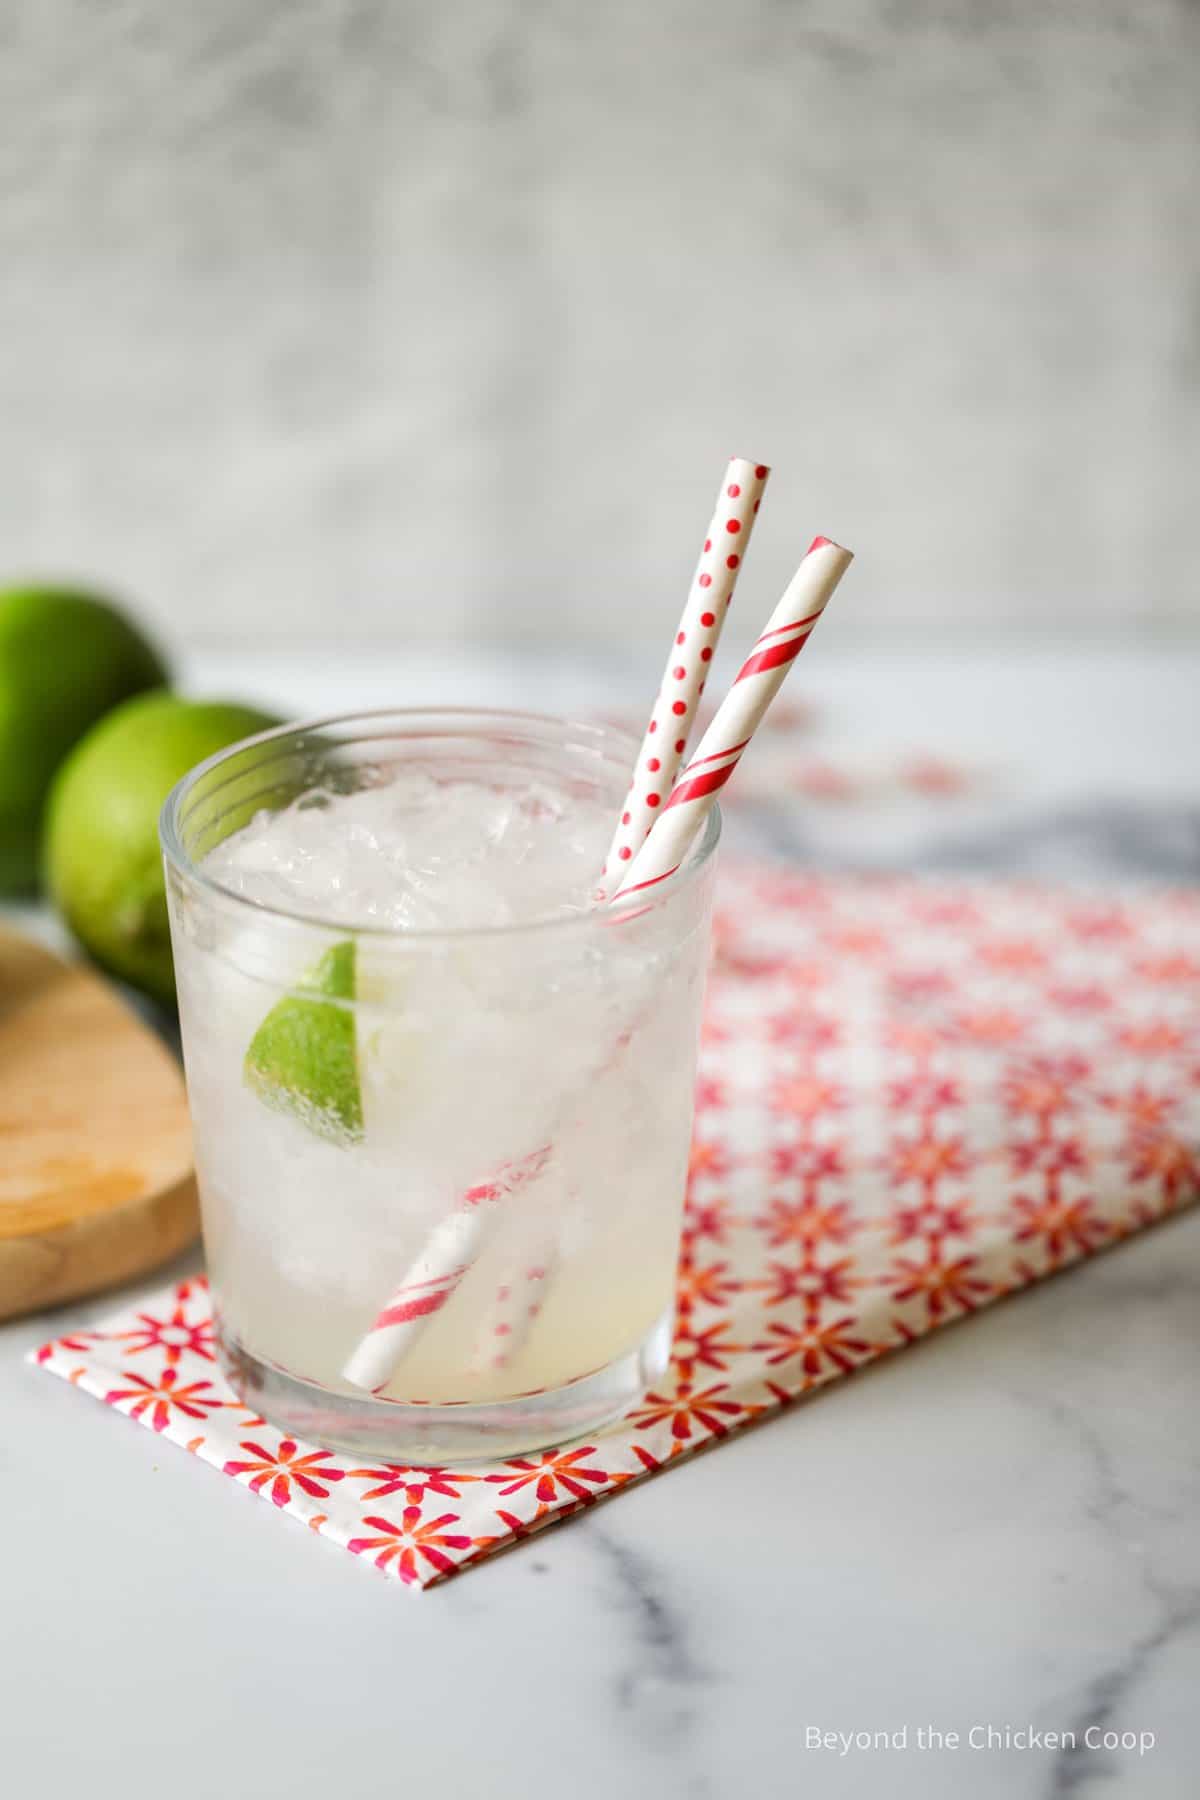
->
<box><xmin>0</xmin><ymin>586</ymin><xmax>169</xmax><ymax>893</ymax></box>
<box><xmin>45</xmin><ymin>692</ymin><xmax>279</xmax><ymax>1003</ymax></box>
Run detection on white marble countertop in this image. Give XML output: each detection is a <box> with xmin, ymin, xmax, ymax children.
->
<box><xmin>4</xmin><ymin>645</ymin><xmax>1199</xmax><ymax>1800</ymax></box>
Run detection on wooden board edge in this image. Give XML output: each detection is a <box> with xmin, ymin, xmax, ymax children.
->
<box><xmin>0</xmin><ymin>1172</ymin><xmax>200</xmax><ymax>1322</ymax></box>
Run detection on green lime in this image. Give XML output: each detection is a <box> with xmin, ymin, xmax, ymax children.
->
<box><xmin>0</xmin><ymin>586</ymin><xmax>169</xmax><ymax>893</ymax></box>
<box><xmin>45</xmin><ymin>691</ymin><xmax>278</xmax><ymax>1003</ymax></box>
<box><xmin>244</xmin><ymin>940</ymin><xmax>363</xmax><ymax>1144</ymax></box>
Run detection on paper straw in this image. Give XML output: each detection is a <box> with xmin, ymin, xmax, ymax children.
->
<box><xmin>475</xmin><ymin>536</ymin><xmax>847</xmax><ymax>1369</ymax></box>
<box><xmin>343</xmin><ymin>1027</ymin><xmax>642</xmax><ymax>1392</ymax></box>
<box><xmin>612</xmin><ymin>536</ymin><xmax>853</xmax><ymax>902</ymax></box>
<box><xmin>343</xmin><ymin>529</ymin><xmax>854</xmax><ymax>1396</ymax></box>
<box><xmin>469</xmin><ymin>1244</ymin><xmax>557</xmax><ymax>1374</ymax></box>
<box><xmin>599</xmin><ymin>456</ymin><xmax>770</xmax><ymax>893</ymax></box>
<box><xmin>341</xmin><ymin>1146</ymin><xmax>550</xmax><ymax>1393</ymax></box>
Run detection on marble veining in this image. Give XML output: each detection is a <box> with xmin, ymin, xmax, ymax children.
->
<box><xmin>586</xmin><ymin>1521</ymin><xmax>714</xmax><ymax>1751</ymax></box>
<box><xmin>1016</xmin><ymin>1385</ymin><xmax>1198</xmax><ymax>1796</ymax></box>
<box><xmin>1051</xmin><ymin>1588</ymin><xmax>1200</xmax><ymax>1797</ymax></box>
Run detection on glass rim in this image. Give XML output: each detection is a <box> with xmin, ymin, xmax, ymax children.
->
<box><xmin>159</xmin><ymin>704</ymin><xmax>722</xmax><ymax>943</ymax></box>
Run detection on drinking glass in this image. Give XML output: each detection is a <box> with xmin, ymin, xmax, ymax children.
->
<box><xmin>161</xmin><ymin>709</ymin><xmax>718</xmax><ymax>1461</ymax></box>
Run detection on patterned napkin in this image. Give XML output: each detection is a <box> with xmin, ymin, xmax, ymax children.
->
<box><xmin>32</xmin><ymin>867</ymin><xmax>1200</xmax><ymax>1587</ymax></box>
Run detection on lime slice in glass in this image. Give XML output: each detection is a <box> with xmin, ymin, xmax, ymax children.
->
<box><xmin>244</xmin><ymin>940</ymin><xmax>363</xmax><ymax>1144</ymax></box>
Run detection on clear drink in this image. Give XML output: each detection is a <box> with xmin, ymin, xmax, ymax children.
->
<box><xmin>161</xmin><ymin>710</ymin><xmax>717</xmax><ymax>1461</ymax></box>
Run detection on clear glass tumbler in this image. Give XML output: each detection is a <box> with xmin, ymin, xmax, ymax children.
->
<box><xmin>161</xmin><ymin>709</ymin><xmax>718</xmax><ymax>1461</ymax></box>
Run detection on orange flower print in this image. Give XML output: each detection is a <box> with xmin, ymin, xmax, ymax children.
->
<box><xmin>791</xmin><ymin>759</ymin><xmax>859</xmax><ymax>802</ymax></box>
<box><xmin>1114</xmin><ymin>1021</ymin><xmax>1185</xmax><ymax>1055</ymax></box>
<box><xmin>953</xmin><ymin>1008</ymin><xmax>1028</xmax><ymax>1047</ymax></box>
<box><xmin>671</xmin><ymin>1318</ymin><xmax>746</xmax><ymax>1378</ymax></box>
<box><xmin>224</xmin><ymin>1439</ymin><xmax>346</xmax><ymax>1507</ymax></box>
<box><xmin>888</xmin><ymin>968</ymin><xmax>955</xmax><ymax>1005</ymax></box>
<box><xmin>885</xmin><ymin>1249</ymin><xmax>991</xmax><ymax>1321</ymax></box>
<box><xmin>688</xmin><ymin>1138</ymin><xmax>732</xmax><ymax>1183</ymax></box>
<box><xmin>1136</xmin><ymin>951</ymin><xmax>1200</xmax><ymax>985</ymax></box>
<box><xmin>675</xmin><ymin>1257</ymin><xmax>742</xmax><ymax>1313</ymax></box>
<box><xmin>769</xmin><ymin>1072</ymin><xmax>846</xmax><ymax>1122</ymax></box>
<box><xmin>348</xmin><ymin>1509</ymin><xmax>472</xmax><ymax>1584</ymax></box>
<box><xmin>119</xmin><ymin>1305</ymin><xmax>214</xmax><ymax>1365</ymax></box>
<box><xmin>884</xmin><ymin>1019</ymin><xmax>945</xmax><ymax>1057</ymax></box>
<box><xmin>756</xmin><ymin>1255</ymin><xmax>858</xmax><ymax>1308</ymax></box>
<box><xmin>467</xmin><ymin>1500</ymin><xmax>603</xmax><ymax>1557</ymax></box>
<box><xmin>345</xmin><ymin>1466</ymin><xmax>482</xmax><ymax>1503</ymax></box>
<box><xmin>886</xmin><ymin>1196</ymin><xmax>974</xmax><ymax>1245</ymax></box>
<box><xmin>1008</xmin><ymin>1137</ymin><xmax>1089</xmax><ymax>1179</ymax></box>
<box><xmin>694</xmin><ymin>1074</ymin><xmax>728</xmax><ymax>1112</ymax></box>
<box><xmin>1124</xmin><ymin>1133</ymin><xmax>1198</xmax><ymax>1204</ymax></box>
<box><xmin>825</xmin><ymin>926</ymin><xmax>890</xmax><ymax>960</ymax></box>
<box><xmin>628</xmin><ymin>1382</ymin><xmax>748</xmax><ymax>1443</ymax></box>
<box><xmin>35</xmin><ymin>1332</ymin><xmax>93</xmax><ymax>1364</ymax></box>
<box><xmin>1047</xmin><ymin>983</ymin><xmax>1112</xmax><ymax>1014</ymax></box>
<box><xmin>1010</xmin><ymin>1193</ymin><xmax>1108</xmax><ymax>1262</ymax></box>
<box><xmin>977</xmin><ymin>939</ymin><xmax>1048</xmax><ymax>974</ymax></box>
<box><xmin>682</xmin><ymin>1196</ymin><xmax>735</xmax><ymax>1248</ymax></box>
<box><xmin>712</xmin><ymin>935</ymin><xmax>790</xmax><ymax>982</ymax></box>
<box><xmin>782</xmin><ymin>957</ymin><xmax>830</xmax><ymax>993</ymax></box>
<box><xmin>700</xmin><ymin>1012</ymin><xmax>733</xmax><ymax>1046</ymax></box>
<box><xmin>105</xmin><ymin>1367</ymin><xmax>225</xmax><ymax>1432</ymax></box>
<box><xmin>1099</xmin><ymin>1084</ymin><xmax>1177</xmax><ymax>1133</ymax></box>
<box><xmin>486</xmin><ymin>1446</ymin><xmax>608</xmax><ymax>1504</ymax></box>
<box><xmin>904</xmin><ymin>755</ymin><xmax>970</xmax><ymax>796</ymax></box>
<box><xmin>26</xmin><ymin>865</ymin><xmax>1200</xmax><ymax>1599</ymax></box>
<box><xmin>768</xmin><ymin>1141</ymin><xmax>847</xmax><ymax>1183</ymax></box>
<box><xmin>909</xmin><ymin>895</ymin><xmax>982</xmax><ymax>931</ymax></box>
<box><xmin>1001</xmin><ymin>1055</ymin><xmax>1090</xmax><ymax>1123</ymax></box>
<box><xmin>1066</xmin><ymin>906</ymin><xmax>1132</xmax><ymax>943</ymax></box>
<box><xmin>753</xmin><ymin>1194</ymin><xmax>857</xmax><ymax>1250</ymax></box>
<box><xmin>750</xmin><ymin>871</ymin><xmax>829</xmax><ymax>914</ymax></box>
<box><xmin>751</xmin><ymin>1315</ymin><xmax>870</xmax><ymax>1378</ymax></box>
<box><xmin>887</xmin><ymin>1131</ymin><xmax>970</xmax><ymax>1187</ymax></box>
<box><xmin>767</xmin><ymin>1013</ymin><xmax>841</xmax><ymax>1053</ymax></box>
<box><xmin>886</xmin><ymin>1073</ymin><xmax>963</xmax><ymax>1113</ymax></box>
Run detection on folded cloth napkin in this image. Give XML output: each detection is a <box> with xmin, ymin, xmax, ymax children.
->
<box><xmin>33</xmin><ymin>866</ymin><xmax>1200</xmax><ymax>1587</ymax></box>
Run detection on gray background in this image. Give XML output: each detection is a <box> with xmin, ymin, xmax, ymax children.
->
<box><xmin>1</xmin><ymin>0</ymin><xmax>1198</xmax><ymax>651</ymax></box>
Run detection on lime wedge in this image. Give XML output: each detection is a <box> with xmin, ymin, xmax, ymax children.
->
<box><xmin>244</xmin><ymin>940</ymin><xmax>363</xmax><ymax>1144</ymax></box>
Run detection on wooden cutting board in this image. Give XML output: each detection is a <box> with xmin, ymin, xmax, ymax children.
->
<box><xmin>0</xmin><ymin>923</ymin><xmax>198</xmax><ymax>1321</ymax></box>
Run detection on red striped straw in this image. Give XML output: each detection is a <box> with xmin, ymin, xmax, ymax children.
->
<box><xmin>612</xmin><ymin>536</ymin><xmax>853</xmax><ymax>902</ymax></box>
<box><xmin>599</xmin><ymin>456</ymin><xmax>770</xmax><ymax>894</ymax></box>
<box><xmin>341</xmin><ymin>1146</ymin><xmax>550</xmax><ymax>1393</ymax></box>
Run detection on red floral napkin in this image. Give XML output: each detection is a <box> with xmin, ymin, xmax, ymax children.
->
<box><xmin>32</xmin><ymin>867</ymin><xmax>1200</xmax><ymax>1587</ymax></box>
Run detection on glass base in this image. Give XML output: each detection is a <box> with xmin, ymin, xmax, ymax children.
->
<box><xmin>216</xmin><ymin>1309</ymin><xmax>672</xmax><ymax>1464</ymax></box>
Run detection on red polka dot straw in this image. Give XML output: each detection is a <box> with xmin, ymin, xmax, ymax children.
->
<box><xmin>598</xmin><ymin>457</ymin><xmax>770</xmax><ymax>893</ymax></box>
<box><xmin>613</xmin><ymin>536</ymin><xmax>854</xmax><ymax>903</ymax></box>
<box><xmin>469</xmin><ymin>1249</ymin><xmax>557</xmax><ymax>1374</ymax></box>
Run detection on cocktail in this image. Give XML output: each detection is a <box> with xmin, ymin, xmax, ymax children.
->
<box><xmin>162</xmin><ymin>710</ymin><xmax>717</xmax><ymax>1460</ymax></box>
<box><xmin>161</xmin><ymin>460</ymin><xmax>852</xmax><ymax>1461</ymax></box>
